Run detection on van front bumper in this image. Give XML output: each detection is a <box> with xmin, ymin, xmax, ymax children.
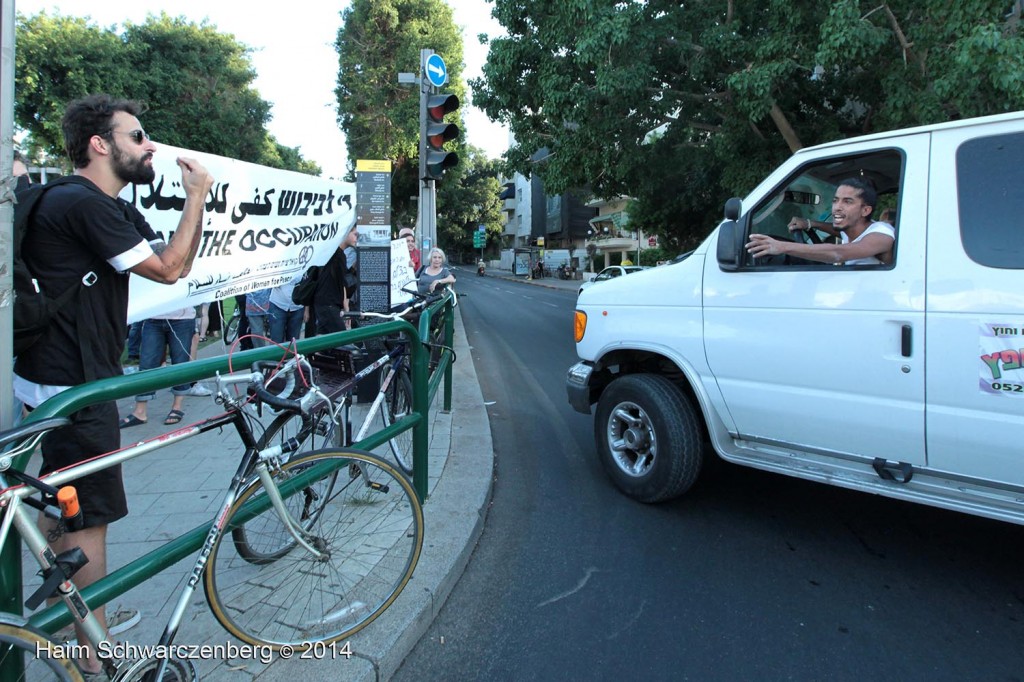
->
<box><xmin>566</xmin><ymin>362</ymin><xmax>595</xmax><ymax>414</ymax></box>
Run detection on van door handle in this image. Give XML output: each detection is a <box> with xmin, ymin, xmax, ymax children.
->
<box><xmin>901</xmin><ymin>325</ymin><xmax>912</xmax><ymax>357</ymax></box>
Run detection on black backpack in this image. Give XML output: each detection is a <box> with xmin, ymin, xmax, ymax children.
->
<box><xmin>12</xmin><ymin>177</ymin><xmax>99</xmax><ymax>356</ymax></box>
<box><xmin>290</xmin><ymin>265</ymin><xmax>321</xmax><ymax>306</ymax></box>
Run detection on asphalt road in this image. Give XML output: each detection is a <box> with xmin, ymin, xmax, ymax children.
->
<box><xmin>394</xmin><ymin>273</ymin><xmax>1024</xmax><ymax>681</ymax></box>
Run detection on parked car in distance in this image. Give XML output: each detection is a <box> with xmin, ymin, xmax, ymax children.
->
<box><xmin>578</xmin><ymin>265</ymin><xmax>647</xmax><ymax>296</ymax></box>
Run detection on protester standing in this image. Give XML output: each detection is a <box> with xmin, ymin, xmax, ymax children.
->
<box><xmin>268</xmin><ymin>277</ymin><xmax>306</xmax><ymax>344</ymax></box>
<box><xmin>314</xmin><ymin>225</ymin><xmax>360</xmax><ymax>334</ymax></box>
<box><xmin>399</xmin><ymin>226</ymin><xmax>421</xmax><ymax>272</ymax></box>
<box><xmin>12</xmin><ymin>94</ymin><xmax>212</xmax><ymax>676</ymax></box>
<box><xmin>118</xmin><ymin>308</ymin><xmax>211</xmax><ymax>428</ymax></box>
<box><xmin>245</xmin><ymin>288</ymin><xmax>272</xmax><ymax>347</ymax></box>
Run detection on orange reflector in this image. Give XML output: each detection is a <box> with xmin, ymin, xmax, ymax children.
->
<box><xmin>574</xmin><ymin>311</ymin><xmax>587</xmax><ymax>343</ymax></box>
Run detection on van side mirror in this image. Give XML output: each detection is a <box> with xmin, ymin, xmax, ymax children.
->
<box><xmin>724</xmin><ymin>197</ymin><xmax>742</xmax><ymax>221</ymax></box>
<box><xmin>716</xmin><ymin>197</ymin><xmax>743</xmax><ymax>271</ymax></box>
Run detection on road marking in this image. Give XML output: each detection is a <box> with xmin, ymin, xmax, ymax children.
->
<box><xmin>536</xmin><ymin>567</ymin><xmax>599</xmax><ymax>608</ymax></box>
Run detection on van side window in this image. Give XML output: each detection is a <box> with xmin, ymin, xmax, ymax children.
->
<box><xmin>957</xmin><ymin>131</ymin><xmax>1024</xmax><ymax>269</ymax></box>
<box><xmin>746</xmin><ymin>150</ymin><xmax>903</xmax><ymax>268</ymax></box>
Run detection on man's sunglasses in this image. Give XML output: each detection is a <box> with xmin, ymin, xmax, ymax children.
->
<box><xmin>103</xmin><ymin>129</ymin><xmax>150</xmax><ymax>145</ymax></box>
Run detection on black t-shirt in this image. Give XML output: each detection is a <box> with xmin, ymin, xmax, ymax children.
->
<box><xmin>14</xmin><ymin>176</ymin><xmax>157</xmax><ymax>385</ymax></box>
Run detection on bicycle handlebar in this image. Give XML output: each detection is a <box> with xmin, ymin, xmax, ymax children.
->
<box><xmin>214</xmin><ymin>355</ymin><xmax>316</xmax><ymax>414</ymax></box>
<box><xmin>247</xmin><ymin>362</ymin><xmax>302</xmax><ymax>413</ymax></box>
<box><xmin>342</xmin><ymin>290</ymin><xmax>445</xmax><ymax>322</ymax></box>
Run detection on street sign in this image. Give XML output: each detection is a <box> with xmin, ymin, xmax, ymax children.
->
<box><xmin>478</xmin><ymin>224</ymin><xmax>486</xmax><ymax>233</ymax></box>
<box><xmin>473</xmin><ymin>232</ymin><xmax>485</xmax><ymax>248</ymax></box>
<box><xmin>425</xmin><ymin>54</ymin><xmax>447</xmax><ymax>87</ymax></box>
<box><xmin>648</xmin><ymin>236</ymin><xmax>658</xmax><ymax>247</ymax></box>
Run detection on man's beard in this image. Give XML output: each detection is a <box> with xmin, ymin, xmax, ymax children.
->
<box><xmin>111</xmin><ymin>140</ymin><xmax>155</xmax><ymax>185</ymax></box>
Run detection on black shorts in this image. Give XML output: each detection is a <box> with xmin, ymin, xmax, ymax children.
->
<box><xmin>38</xmin><ymin>401</ymin><xmax>127</xmax><ymax>529</ymax></box>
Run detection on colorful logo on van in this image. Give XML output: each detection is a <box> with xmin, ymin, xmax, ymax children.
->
<box><xmin>980</xmin><ymin>324</ymin><xmax>1024</xmax><ymax>395</ymax></box>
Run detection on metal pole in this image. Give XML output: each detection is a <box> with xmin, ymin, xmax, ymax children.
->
<box><xmin>417</xmin><ymin>49</ymin><xmax>438</xmax><ymax>252</ymax></box>
<box><xmin>0</xmin><ymin>0</ymin><xmax>22</xmax><ymax>641</ymax></box>
<box><xmin>1</xmin><ymin>0</ymin><xmax>16</xmax><ymax>431</ymax></box>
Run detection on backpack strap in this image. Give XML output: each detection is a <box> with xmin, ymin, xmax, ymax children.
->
<box><xmin>17</xmin><ymin>177</ymin><xmax>103</xmax><ymax>381</ymax></box>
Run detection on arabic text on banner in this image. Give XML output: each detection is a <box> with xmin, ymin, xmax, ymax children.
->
<box><xmin>121</xmin><ymin>144</ymin><xmax>356</xmax><ymax>322</ymax></box>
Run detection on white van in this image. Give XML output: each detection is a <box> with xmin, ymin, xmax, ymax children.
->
<box><xmin>567</xmin><ymin>111</ymin><xmax>1024</xmax><ymax>525</ymax></box>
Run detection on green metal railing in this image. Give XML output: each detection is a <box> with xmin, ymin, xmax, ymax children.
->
<box><xmin>0</xmin><ymin>292</ymin><xmax>455</xmax><ymax>639</ymax></box>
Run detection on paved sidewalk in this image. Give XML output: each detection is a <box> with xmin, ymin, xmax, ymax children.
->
<box><xmin>22</xmin><ymin>308</ymin><xmax>493</xmax><ymax>681</ymax></box>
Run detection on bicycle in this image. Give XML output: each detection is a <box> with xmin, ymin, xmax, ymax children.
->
<box><xmin>227</xmin><ymin>287</ymin><xmax>451</xmax><ymax>561</ymax></box>
<box><xmin>348</xmin><ymin>288</ymin><xmax>456</xmax><ymax>474</ymax></box>
<box><xmin>0</xmin><ymin>356</ymin><xmax>424</xmax><ymax>681</ymax></box>
<box><xmin>222</xmin><ymin>304</ymin><xmax>241</xmax><ymax>345</ymax></box>
<box><xmin>232</xmin><ymin>288</ymin><xmax>452</xmax><ymax>487</ymax></box>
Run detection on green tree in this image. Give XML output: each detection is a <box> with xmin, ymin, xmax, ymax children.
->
<box><xmin>335</xmin><ymin>0</ymin><xmax>467</xmax><ymax>228</ymax></box>
<box><xmin>259</xmin><ymin>137</ymin><xmax>323</xmax><ymax>176</ymax></box>
<box><xmin>474</xmin><ymin>0</ymin><xmax>1024</xmax><ymax>248</ymax></box>
<box><xmin>15</xmin><ymin>11</ymin><xmax>317</xmax><ymax>174</ymax></box>
<box><xmin>436</xmin><ymin>146</ymin><xmax>504</xmax><ymax>260</ymax></box>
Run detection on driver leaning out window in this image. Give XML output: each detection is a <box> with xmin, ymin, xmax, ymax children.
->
<box><xmin>745</xmin><ymin>177</ymin><xmax>894</xmax><ymax>266</ymax></box>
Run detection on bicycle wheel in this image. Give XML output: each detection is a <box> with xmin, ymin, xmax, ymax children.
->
<box><xmin>204</xmin><ymin>448</ymin><xmax>424</xmax><ymax>648</ymax></box>
<box><xmin>427</xmin><ymin>317</ymin><xmax>447</xmax><ymax>373</ymax></box>
<box><xmin>0</xmin><ymin>617</ymin><xmax>84</xmax><ymax>681</ymax></box>
<box><xmin>379</xmin><ymin>367</ymin><xmax>414</xmax><ymax>475</ymax></box>
<box><xmin>224</xmin><ymin>313</ymin><xmax>240</xmax><ymax>344</ymax></box>
<box><xmin>231</xmin><ymin>409</ymin><xmax>341</xmax><ymax>564</ymax></box>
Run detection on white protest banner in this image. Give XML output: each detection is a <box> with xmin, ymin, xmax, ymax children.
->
<box><xmin>120</xmin><ymin>144</ymin><xmax>355</xmax><ymax>322</ymax></box>
<box><xmin>390</xmin><ymin>238</ymin><xmax>417</xmax><ymax>306</ymax></box>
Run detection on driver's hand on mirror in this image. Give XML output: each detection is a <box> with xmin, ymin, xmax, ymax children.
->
<box><xmin>788</xmin><ymin>217</ymin><xmax>810</xmax><ymax>232</ymax></box>
<box><xmin>746</xmin><ymin>233</ymin><xmax>784</xmax><ymax>257</ymax></box>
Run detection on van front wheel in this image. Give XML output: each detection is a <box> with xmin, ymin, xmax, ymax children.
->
<box><xmin>595</xmin><ymin>374</ymin><xmax>703</xmax><ymax>503</ymax></box>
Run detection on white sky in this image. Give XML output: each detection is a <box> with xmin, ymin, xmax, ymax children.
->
<box><xmin>15</xmin><ymin>0</ymin><xmax>509</xmax><ymax>179</ymax></box>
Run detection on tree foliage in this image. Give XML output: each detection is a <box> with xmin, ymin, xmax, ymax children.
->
<box><xmin>473</xmin><ymin>0</ymin><xmax>1024</xmax><ymax>250</ymax></box>
<box><xmin>436</xmin><ymin>146</ymin><xmax>504</xmax><ymax>261</ymax></box>
<box><xmin>15</xmin><ymin>11</ymin><xmax>318</xmax><ymax>174</ymax></box>
<box><xmin>335</xmin><ymin>0</ymin><xmax>473</xmax><ymax>233</ymax></box>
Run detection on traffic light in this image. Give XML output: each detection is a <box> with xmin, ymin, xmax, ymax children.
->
<box><xmin>420</xmin><ymin>93</ymin><xmax>460</xmax><ymax>180</ymax></box>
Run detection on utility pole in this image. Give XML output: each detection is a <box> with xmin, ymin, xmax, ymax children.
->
<box><xmin>417</xmin><ymin>49</ymin><xmax>436</xmax><ymax>251</ymax></box>
<box><xmin>1</xmin><ymin>0</ymin><xmax>15</xmax><ymax>431</ymax></box>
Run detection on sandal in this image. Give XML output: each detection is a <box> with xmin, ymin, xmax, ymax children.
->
<box><xmin>119</xmin><ymin>415</ymin><xmax>147</xmax><ymax>429</ymax></box>
<box><xmin>198</xmin><ymin>336</ymin><xmax>208</xmax><ymax>343</ymax></box>
<box><xmin>163</xmin><ymin>409</ymin><xmax>185</xmax><ymax>425</ymax></box>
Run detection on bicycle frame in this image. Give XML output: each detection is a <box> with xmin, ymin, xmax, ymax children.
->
<box><xmin>0</xmin><ymin>381</ymin><xmax>336</xmax><ymax>679</ymax></box>
<box><xmin>0</xmin><ymin>302</ymin><xmax>446</xmax><ymax>671</ymax></box>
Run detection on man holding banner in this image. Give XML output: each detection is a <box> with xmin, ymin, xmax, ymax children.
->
<box><xmin>13</xmin><ymin>93</ymin><xmax>212</xmax><ymax>674</ymax></box>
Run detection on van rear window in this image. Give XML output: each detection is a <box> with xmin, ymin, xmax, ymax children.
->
<box><xmin>957</xmin><ymin>131</ymin><xmax>1024</xmax><ymax>269</ymax></box>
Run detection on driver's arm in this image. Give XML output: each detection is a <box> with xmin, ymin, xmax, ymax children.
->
<box><xmin>789</xmin><ymin>217</ymin><xmax>839</xmax><ymax>238</ymax></box>
<box><xmin>746</xmin><ymin>232</ymin><xmax>894</xmax><ymax>265</ymax></box>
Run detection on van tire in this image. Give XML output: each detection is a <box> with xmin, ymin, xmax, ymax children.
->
<box><xmin>594</xmin><ymin>373</ymin><xmax>703</xmax><ymax>503</ymax></box>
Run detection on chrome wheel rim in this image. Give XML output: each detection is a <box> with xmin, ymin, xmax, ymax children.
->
<box><xmin>606</xmin><ymin>400</ymin><xmax>656</xmax><ymax>478</ymax></box>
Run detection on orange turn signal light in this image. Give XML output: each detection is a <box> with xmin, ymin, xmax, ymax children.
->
<box><xmin>574</xmin><ymin>311</ymin><xmax>587</xmax><ymax>343</ymax></box>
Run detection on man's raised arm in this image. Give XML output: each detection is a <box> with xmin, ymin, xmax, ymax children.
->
<box><xmin>131</xmin><ymin>156</ymin><xmax>213</xmax><ymax>283</ymax></box>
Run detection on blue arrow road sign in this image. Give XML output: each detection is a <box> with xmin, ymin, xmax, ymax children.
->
<box><xmin>425</xmin><ymin>54</ymin><xmax>447</xmax><ymax>87</ymax></box>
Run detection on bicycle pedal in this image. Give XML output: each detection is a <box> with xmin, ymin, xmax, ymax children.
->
<box><xmin>367</xmin><ymin>481</ymin><xmax>390</xmax><ymax>494</ymax></box>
